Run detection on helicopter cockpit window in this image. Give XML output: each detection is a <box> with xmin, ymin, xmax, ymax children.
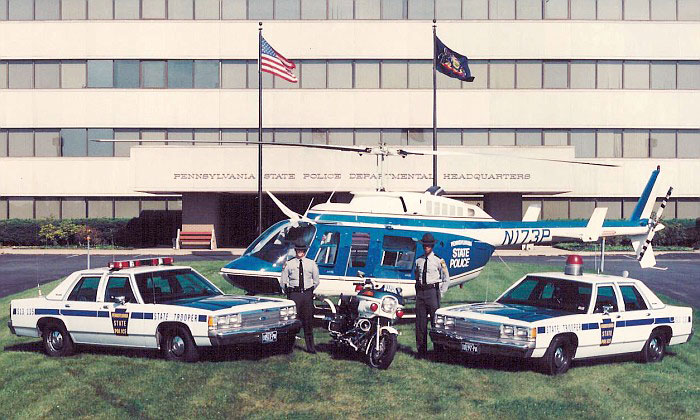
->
<box><xmin>381</xmin><ymin>235</ymin><xmax>416</xmax><ymax>270</ymax></box>
<box><xmin>349</xmin><ymin>232</ymin><xmax>370</xmax><ymax>268</ymax></box>
<box><xmin>247</xmin><ymin>221</ymin><xmax>316</xmax><ymax>265</ymax></box>
<box><xmin>315</xmin><ymin>231</ymin><xmax>340</xmax><ymax>266</ymax></box>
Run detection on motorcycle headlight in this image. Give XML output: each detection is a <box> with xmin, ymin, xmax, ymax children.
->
<box><xmin>381</xmin><ymin>297</ymin><xmax>397</xmax><ymax>313</ymax></box>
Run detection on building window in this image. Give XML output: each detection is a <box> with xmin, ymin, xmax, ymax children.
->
<box><xmin>62</xmin><ymin>198</ymin><xmax>87</xmax><ymax>219</ymax></box>
<box><xmin>8</xmin><ymin>61</ymin><xmax>33</xmax><ymax>88</ymax></box>
<box><xmin>88</xmin><ymin>0</ymin><xmax>113</xmax><ymax>19</ymax></box>
<box><xmin>408</xmin><ymin>0</ymin><xmax>433</xmax><ymax>19</ymax></box>
<box><xmin>35</xmin><ymin>61</ymin><xmax>60</xmax><ymax>89</ymax></box>
<box><xmin>489</xmin><ymin>129</ymin><xmax>515</xmax><ymax>146</ymax></box>
<box><xmin>248</xmin><ymin>61</ymin><xmax>273</xmax><ymax>89</ymax></box>
<box><xmin>169</xmin><ymin>0</ymin><xmax>194</xmax><ymax>19</ymax></box>
<box><xmin>0</xmin><ymin>130</ymin><xmax>7</xmax><ymax>156</ymax></box>
<box><xmin>596</xmin><ymin>130</ymin><xmax>623</xmax><ymax>158</ymax></box>
<box><xmin>462</xmin><ymin>0</ymin><xmax>488</xmax><ymax>19</ymax></box>
<box><xmin>382</xmin><ymin>0</ymin><xmax>408</xmax><ymax>19</ymax></box>
<box><xmin>221</xmin><ymin>60</ymin><xmax>247</xmax><ymax>88</ymax></box>
<box><xmin>625</xmin><ymin>0</ymin><xmax>650</xmax><ymax>20</ymax></box>
<box><xmin>355</xmin><ymin>0</ymin><xmax>380</xmax><ymax>18</ymax></box>
<box><xmin>302</xmin><ymin>0</ymin><xmax>326</xmax><ymax>19</ymax></box>
<box><xmin>301</xmin><ymin>128</ymin><xmax>328</xmax><ymax>144</ymax></box>
<box><xmin>651</xmin><ymin>61</ymin><xmax>676</xmax><ymax>89</ymax></box>
<box><xmin>142</xmin><ymin>0</ymin><xmax>167</xmax><ymax>19</ymax></box>
<box><xmin>408</xmin><ymin>129</ymin><xmax>433</xmax><ymax>146</ymax></box>
<box><xmin>489</xmin><ymin>60</ymin><xmax>515</xmax><ymax>88</ymax></box>
<box><xmin>62</xmin><ymin>0</ymin><xmax>87</xmax><ymax>19</ymax></box>
<box><xmin>327</xmin><ymin>129</ymin><xmax>353</xmax><ymax>145</ymax></box>
<box><xmin>142</xmin><ymin>200</ymin><xmax>167</xmax><ymax>210</ymax></box>
<box><xmin>193</xmin><ymin>129</ymin><xmax>218</xmax><ymax>146</ymax></box>
<box><xmin>35</xmin><ymin>0</ymin><xmax>61</xmax><ymax>20</ymax></box>
<box><xmin>115</xmin><ymin>0</ymin><xmax>140</xmax><ymax>19</ymax></box>
<box><xmin>195</xmin><ymin>0</ymin><xmax>219</xmax><ymax>19</ymax></box>
<box><xmin>542</xmin><ymin>199</ymin><xmax>568</xmax><ymax>219</ymax></box>
<box><xmin>623</xmin><ymin>61</ymin><xmax>650</xmax><ymax>89</ymax></box>
<box><xmin>355</xmin><ymin>60</ymin><xmax>380</xmax><ymax>88</ymax></box>
<box><xmin>570</xmin><ymin>130</ymin><xmax>595</xmax><ymax>157</ymax></box>
<box><xmin>61</xmin><ymin>129</ymin><xmax>88</xmax><ymax>156</ymax></box>
<box><xmin>489</xmin><ymin>0</ymin><xmax>515</xmax><ymax>19</ymax></box>
<box><xmin>87</xmin><ymin>128</ymin><xmax>114</xmax><ymax>156</ymax></box>
<box><xmin>463</xmin><ymin>60</ymin><xmax>487</xmax><ymax>88</ymax></box>
<box><xmin>8</xmin><ymin>0</ymin><xmax>33</xmax><ymax>20</ymax></box>
<box><xmin>516</xmin><ymin>0</ymin><xmax>542</xmax><ymax>19</ymax></box>
<box><xmin>650</xmin><ymin>130</ymin><xmax>676</xmax><ymax>158</ymax></box>
<box><xmin>516</xmin><ymin>60</ymin><xmax>542</xmax><ymax>88</ymax></box>
<box><xmin>328</xmin><ymin>0</ymin><xmax>353</xmax><ymax>18</ymax></box>
<box><xmin>249</xmin><ymin>0</ymin><xmax>273</xmax><ymax>19</ymax></box>
<box><xmin>516</xmin><ymin>129</ymin><xmax>542</xmax><ymax>146</ymax></box>
<box><xmin>543</xmin><ymin>130</ymin><xmax>568</xmax><ymax>146</ymax></box>
<box><xmin>651</xmin><ymin>0</ymin><xmax>677</xmax><ymax>20</ymax></box>
<box><xmin>142</xmin><ymin>61</ymin><xmax>167</xmax><ymax>88</ymax></box>
<box><xmin>463</xmin><ymin>129</ymin><xmax>488</xmax><ymax>146</ymax></box>
<box><xmin>275</xmin><ymin>0</ymin><xmax>300</xmax><ymax>19</ymax></box>
<box><xmin>328</xmin><ymin>60</ymin><xmax>353</xmax><ymax>88</ymax></box>
<box><xmin>381</xmin><ymin>129</ymin><xmax>407</xmax><ymax>145</ymax></box>
<box><xmin>222</xmin><ymin>0</ymin><xmax>246</xmax><ymax>18</ymax></box>
<box><xmin>544</xmin><ymin>0</ymin><xmax>568</xmax><ymax>19</ymax></box>
<box><xmin>678</xmin><ymin>0</ymin><xmax>700</xmax><ymax>20</ymax></box>
<box><xmin>194</xmin><ymin>60</ymin><xmax>220</xmax><ymax>88</ymax></box>
<box><xmin>87</xmin><ymin>199</ymin><xmax>114</xmax><ymax>218</ymax></box>
<box><xmin>0</xmin><ymin>61</ymin><xmax>7</xmax><ymax>88</ymax></box>
<box><xmin>8</xmin><ymin>130</ymin><xmax>33</xmax><ymax>157</ymax></box>
<box><xmin>115</xmin><ymin>200</ymin><xmax>140</xmax><ymax>218</ymax></box>
<box><xmin>34</xmin><ymin>130</ymin><xmax>61</xmax><ymax>157</ymax></box>
<box><xmin>597</xmin><ymin>61</ymin><xmax>623</xmax><ymax>89</ymax></box>
<box><xmin>0</xmin><ymin>199</ymin><xmax>7</xmax><ymax>219</ymax></box>
<box><xmin>87</xmin><ymin>60</ymin><xmax>114</xmax><ymax>88</ymax></box>
<box><xmin>437</xmin><ymin>129</ymin><xmax>462</xmax><ymax>145</ymax></box>
<box><xmin>61</xmin><ymin>60</ymin><xmax>86</xmax><ymax>88</ymax></box>
<box><xmin>677</xmin><ymin>61</ymin><xmax>700</xmax><ymax>89</ymax></box>
<box><xmin>8</xmin><ymin>199</ymin><xmax>34</xmax><ymax>219</ymax></box>
<box><xmin>597</xmin><ymin>0</ymin><xmax>622</xmax><ymax>20</ymax></box>
<box><xmin>355</xmin><ymin>129</ymin><xmax>381</xmax><ymax>144</ymax></box>
<box><xmin>543</xmin><ymin>61</ymin><xmax>568</xmax><ymax>88</ymax></box>
<box><xmin>114</xmin><ymin>129</ymin><xmax>140</xmax><ymax>157</ymax></box>
<box><xmin>141</xmin><ymin>129</ymin><xmax>167</xmax><ymax>146</ymax></box>
<box><xmin>114</xmin><ymin>60</ymin><xmax>140</xmax><ymax>88</ymax></box>
<box><xmin>435</xmin><ymin>0</ymin><xmax>461</xmax><ymax>19</ymax></box>
<box><xmin>301</xmin><ymin>60</ymin><xmax>326</xmax><ymax>88</ymax></box>
<box><xmin>622</xmin><ymin>129</ymin><xmax>649</xmax><ymax>158</ymax></box>
<box><xmin>570</xmin><ymin>0</ymin><xmax>595</xmax><ymax>19</ymax></box>
<box><xmin>168</xmin><ymin>60</ymin><xmax>194</xmax><ymax>88</ymax></box>
<box><xmin>570</xmin><ymin>200</ymin><xmax>595</xmax><ymax>219</ymax></box>
<box><xmin>381</xmin><ymin>61</ymin><xmax>408</xmax><ymax>88</ymax></box>
<box><xmin>677</xmin><ymin>130</ymin><xmax>700</xmax><ymax>158</ymax></box>
<box><xmin>570</xmin><ymin>61</ymin><xmax>596</xmax><ymax>88</ymax></box>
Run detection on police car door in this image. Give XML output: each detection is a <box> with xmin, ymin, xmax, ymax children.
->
<box><xmin>615</xmin><ymin>283</ymin><xmax>655</xmax><ymax>354</ymax></box>
<box><xmin>591</xmin><ymin>284</ymin><xmax>626</xmax><ymax>356</ymax></box>
<box><xmin>100</xmin><ymin>275</ymin><xmax>145</xmax><ymax>347</ymax></box>
<box><xmin>61</xmin><ymin>274</ymin><xmax>108</xmax><ymax>345</ymax></box>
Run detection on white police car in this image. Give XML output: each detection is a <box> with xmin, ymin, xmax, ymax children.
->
<box><xmin>430</xmin><ymin>256</ymin><xmax>693</xmax><ymax>375</ymax></box>
<box><xmin>7</xmin><ymin>258</ymin><xmax>301</xmax><ymax>362</ymax></box>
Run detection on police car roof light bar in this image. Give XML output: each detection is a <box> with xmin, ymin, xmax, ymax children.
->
<box><xmin>108</xmin><ymin>257</ymin><xmax>175</xmax><ymax>270</ymax></box>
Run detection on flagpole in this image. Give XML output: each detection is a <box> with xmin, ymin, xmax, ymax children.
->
<box><xmin>258</xmin><ymin>22</ymin><xmax>263</xmax><ymax>236</ymax></box>
<box><xmin>432</xmin><ymin>19</ymin><xmax>438</xmax><ymax>187</ymax></box>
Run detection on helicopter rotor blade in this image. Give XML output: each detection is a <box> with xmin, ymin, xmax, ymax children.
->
<box><xmin>266</xmin><ymin>191</ymin><xmax>316</xmax><ymax>227</ymax></box>
<box><xmin>92</xmin><ymin>139</ymin><xmax>374</xmax><ymax>154</ymax></box>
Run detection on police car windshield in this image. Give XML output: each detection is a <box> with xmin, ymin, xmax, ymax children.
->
<box><xmin>246</xmin><ymin>222</ymin><xmax>316</xmax><ymax>264</ymax></box>
<box><xmin>134</xmin><ymin>269</ymin><xmax>221</xmax><ymax>304</ymax></box>
<box><xmin>497</xmin><ymin>276</ymin><xmax>592</xmax><ymax>314</ymax></box>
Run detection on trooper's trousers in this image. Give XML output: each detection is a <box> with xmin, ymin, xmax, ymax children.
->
<box><xmin>415</xmin><ymin>286</ymin><xmax>440</xmax><ymax>355</ymax></box>
<box><xmin>289</xmin><ymin>290</ymin><xmax>315</xmax><ymax>350</ymax></box>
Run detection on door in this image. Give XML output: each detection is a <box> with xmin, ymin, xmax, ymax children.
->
<box><xmin>615</xmin><ymin>284</ymin><xmax>655</xmax><ymax>353</ymax></box>
<box><xmin>100</xmin><ymin>275</ymin><xmax>146</xmax><ymax>347</ymax></box>
<box><xmin>373</xmin><ymin>234</ymin><xmax>416</xmax><ymax>281</ymax></box>
<box><xmin>589</xmin><ymin>284</ymin><xmax>626</xmax><ymax>356</ymax></box>
<box><xmin>61</xmin><ymin>275</ymin><xmax>108</xmax><ymax>344</ymax></box>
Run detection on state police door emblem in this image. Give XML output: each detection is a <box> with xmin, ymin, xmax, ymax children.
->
<box><xmin>600</xmin><ymin>318</ymin><xmax>614</xmax><ymax>346</ymax></box>
<box><xmin>111</xmin><ymin>309</ymin><xmax>129</xmax><ymax>336</ymax></box>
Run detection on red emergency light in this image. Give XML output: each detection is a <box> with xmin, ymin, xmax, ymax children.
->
<box><xmin>564</xmin><ymin>255</ymin><xmax>583</xmax><ymax>276</ymax></box>
<box><xmin>108</xmin><ymin>257</ymin><xmax>174</xmax><ymax>270</ymax></box>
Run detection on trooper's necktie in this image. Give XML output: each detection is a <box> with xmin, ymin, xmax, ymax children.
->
<box><xmin>299</xmin><ymin>259</ymin><xmax>305</xmax><ymax>290</ymax></box>
<box><xmin>422</xmin><ymin>258</ymin><xmax>428</xmax><ymax>287</ymax></box>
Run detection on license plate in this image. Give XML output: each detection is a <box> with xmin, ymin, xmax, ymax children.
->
<box><xmin>261</xmin><ymin>331</ymin><xmax>277</xmax><ymax>344</ymax></box>
<box><xmin>461</xmin><ymin>342</ymin><xmax>479</xmax><ymax>353</ymax></box>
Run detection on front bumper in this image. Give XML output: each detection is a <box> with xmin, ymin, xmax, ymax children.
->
<box><xmin>430</xmin><ymin>329</ymin><xmax>535</xmax><ymax>358</ymax></box>
<box><xmin>7</xmin><ymin>320</ymin><xmax>15</xmax><ymax>335</ymax></box>
<box><xmin>208</xmin><ymin>320</ymin><xmax>302</xmax><ymax>346</ymax></box>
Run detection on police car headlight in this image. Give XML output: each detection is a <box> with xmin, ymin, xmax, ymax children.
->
<box><xmin>280</xmin><ymin>307</ymin><xmax>288</xmax><ymax>317</ymax></box>
<box><xmin>501</xmin><ymin>325</ymin><xmax>515</xmax><ymax>337</ymax></box>
<box><xmin>435</xmin><ymin>315</ymin><xmax>445</xmax><ymax>328</ymax></box>
<box><xmin>444</xmin><ymin>316</ymin><xmax>455</xmax><ymax>330</ymax></box>
<box><xmin>381</xmin><ymin>297</ymin><xmax>397</xmax><ymax>313</ymax></box>
<box><xmin>515</xmin><ymin>327</ymin><xmax>529</xmax><ymax>338</ymax></box>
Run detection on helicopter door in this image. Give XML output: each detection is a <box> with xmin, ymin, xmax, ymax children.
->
<box><xmin>313</xmin><ymin>230</ymin><xmax>342</xmax><ymax>275</ymax></box>
<box><xmin>344</xmin><ymin>231</ymin><xmax>375</xmax><ymax>278</ymax></box>
<box><xmin>373</xmin><ymin>235</ymin><xmax>417</xmax><ymax>280</ymax></box>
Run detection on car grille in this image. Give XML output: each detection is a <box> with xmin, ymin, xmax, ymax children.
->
<box><xmin>453</xmin><ymin>318</ymin><xmax>500</xmax><ymax>340</ymax></box>
<box><xmin>240</xmin><ymin>308</ymin><xmax>282</xmax><ymax>329</ymax></box>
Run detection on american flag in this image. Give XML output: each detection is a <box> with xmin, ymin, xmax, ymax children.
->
<box><xmin>260</xmin><ymin>36</ymin><xmax>298</xmax><ymax>83</ymax></box>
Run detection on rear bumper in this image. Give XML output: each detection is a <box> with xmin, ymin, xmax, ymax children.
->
<box><xmin>430</xmin><ymin>329</ymin><xmax>535</xmax><ymax>358</ymax></box>
<box><xmin>208</xmin><ymin>320</ymin><xmax>302</xmax><ymax>346</ymax></box>
<box><xmin>7</xmin><ymin>320</ymin><xmax>15</xmax><ymax>335</ymax></box>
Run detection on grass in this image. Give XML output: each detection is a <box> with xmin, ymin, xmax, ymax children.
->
<box><xmin>553</xmin><ymin>242</ymin><xmax>694</xmax><ymax>252</ymax></box>
<box><xmin>1</xmin><ymin>261</ymin><xmax>698</xmax><ymax>419</ymax></box>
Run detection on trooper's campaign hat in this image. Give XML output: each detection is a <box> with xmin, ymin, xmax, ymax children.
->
<box><xmin>293</xmin><ymin>238</ymin><xmax>308</xmax><ymax>250</ymax></box>
<box><xmin>419</xmin><ymin>233</ymin><xmax>437</xmax><ymax>245</ymax></box>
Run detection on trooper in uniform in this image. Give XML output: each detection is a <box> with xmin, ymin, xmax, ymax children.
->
<box><xmin>414</xmin><ymin>233</ymin><xmax>450</xmax><ymax>358</ymax></box>
<box><xmin>280</xmin><ymin>239</ymin><xmax>320</xmax><ymax>354</ymax></box>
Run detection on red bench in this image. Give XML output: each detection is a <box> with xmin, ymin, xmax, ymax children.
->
<box><xmin>176</xmin><ymin>229</ymin><xmax>214</xmax><ymax>249</ymax></box>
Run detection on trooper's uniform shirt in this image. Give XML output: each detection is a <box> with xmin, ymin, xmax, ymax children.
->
<box><xmin>415</xmin><ymin>253</ymin><xmax>450</xmax><ymax>296</ymax></box>
<box><xmin>280</xmin><ymin>257</ymin><xmax>320</xmax><ymax>291</ymax></box>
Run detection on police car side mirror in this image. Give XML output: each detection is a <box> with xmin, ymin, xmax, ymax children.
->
<box><xmin>602</xmin><ymin>304</ymin><xmax>613</xmax><ymax>315</ymax></box>
<box><xmin>115</xmin><ymin>296</ymin><xmax>127</xmax><ymax>306</ymax></box>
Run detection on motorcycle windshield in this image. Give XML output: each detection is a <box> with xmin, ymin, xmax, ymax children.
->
<box><xmin>245</xmin><ymin>221</ymin><xmax>316</xmax><ymax>265</ymax></box>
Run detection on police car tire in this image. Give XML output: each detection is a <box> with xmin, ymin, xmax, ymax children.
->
<box><xmin>541</xmin><ymin>336</ymin><xmax>572</xmax><ymax>376</ymax></box>
<box><xmin>162</xmin><ymin>326</ymin><xmax>199</xmax><ymax>363</ymax></box>
<box><xmin>641</xmin><ymin>331</ymin><xmax>666</xmax><ymax>363</ymax></box>
<box><xmin>42</xmin><ymin>321</ymin><xmax>75</xmax><ymax>357</ymax></box>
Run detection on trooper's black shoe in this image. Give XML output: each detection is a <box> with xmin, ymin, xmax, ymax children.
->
<box><xmin>305</xmin><ymin>336</ymin><xmax>316</xmax><ymax>354</ymax></box>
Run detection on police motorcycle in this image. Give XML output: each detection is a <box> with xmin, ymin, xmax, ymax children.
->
<box><xmin>323</xmin><ymin>273</ymin><xmax>405</xmax><ymax>369</ymax></box>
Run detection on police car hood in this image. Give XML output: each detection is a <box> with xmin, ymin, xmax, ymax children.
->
<box><xmin>449</xmin><ymin>302</ymin><xmax>572</xmax><ymax>323</ymax></box>
<box><xmin>166</xmin><ymin>295</ymin><xmax>279</xmax><ymax>311</ymax></box>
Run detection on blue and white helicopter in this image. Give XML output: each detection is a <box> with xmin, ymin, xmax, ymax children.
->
<box><xmin>216</xmin><ymin>144</ymin><xmax>672</xmax><ymax>299</ymax></box>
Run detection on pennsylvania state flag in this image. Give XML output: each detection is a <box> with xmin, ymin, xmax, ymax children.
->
<box><xmin>435</xmin><ymin>36</ymin><xmax>474</xmax><ymax>82</ymax></box>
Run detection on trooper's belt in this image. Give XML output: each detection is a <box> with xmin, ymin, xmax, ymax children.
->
<box><xmin>415</xmin><ymin>283</ymin><xmax>440</xmax><ymax>291</ymax></box>
<box><xmin>287</xmin><ymin>286</ymin><xmax>314</xmax><ymax>293</ymax></box>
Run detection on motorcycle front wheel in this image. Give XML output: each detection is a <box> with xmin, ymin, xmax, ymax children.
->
<box><xmin>366</xmin><ymin>332</ymin><xmax>398</xmax><ymax>370</ymax></box>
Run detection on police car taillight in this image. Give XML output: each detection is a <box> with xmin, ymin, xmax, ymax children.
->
<box><xmin>108</xmin><ymin>257</ymin><xmax>175</xmax><ymax>270</ymax></box>
<box><xmin>565</xmin><ymin>255</ymin><xmax>583</xmax><ymax>276</ymax></box>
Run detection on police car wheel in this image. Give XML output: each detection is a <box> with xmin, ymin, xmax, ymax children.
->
<box><xmin>542</xmin><ymin>336</ymin><xmax>572</xmax><ymax>376</ymax></box>
<box><xmin>42</xmin><ymin>321</ymin><xmax>75</xmax><ymax>357</ymax></box>
<box><xmin>162</xmin><ymin>327</ymin><xmax>199</xmax><ymax>362</ymax></box>
<box><xmin>641</xmin><ymin>331</ymin><xmax>666</xmax><ymax>363</ymax></box>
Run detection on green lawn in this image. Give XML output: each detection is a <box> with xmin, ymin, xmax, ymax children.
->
<box><xmin>1</xmin><ymin>261</ymin><xmax>698</xmax><ymax>419</ymax></box>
